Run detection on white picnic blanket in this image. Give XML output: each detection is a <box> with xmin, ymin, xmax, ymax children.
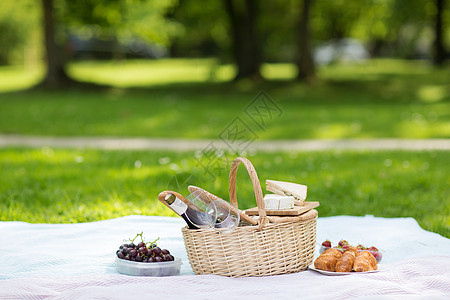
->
<box><xmin>1</xmin><ymin>215</ymin><xmax>449</xmax><ymax>299</ymax></box>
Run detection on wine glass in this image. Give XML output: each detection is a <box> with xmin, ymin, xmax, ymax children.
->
<box><xmin>184</xmin><ymin>190</ymin><xmax>240</xmax><ymax>233</ymax></box>
<box><xmin>184</xmin><ymin>190</ymin><xmax>216</xmax><ymax>229</ymax></box>
<box><xmin>205</xmin><ymin>199</ymin><xmax>240</xmax><ymax>233</ymax></box>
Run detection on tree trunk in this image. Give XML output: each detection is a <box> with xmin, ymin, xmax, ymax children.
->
<box><xmin>296</xmin><ymin>0</ymin><xmax>315</xmax><ymax>81</ymax></box>
<box><xmin>433</xmin><ymin>0</ymin><xmax>446</xmax><ymax>66</ymax></box>
<box><xmin>224</xmin><ymin>0</ymin><xmax>261</xmax><ymax>80</ymax></box>
<box><xmin>40</xmin><ymin>0</ymin><xmax>72</xmax><ymax>88</ymax></box>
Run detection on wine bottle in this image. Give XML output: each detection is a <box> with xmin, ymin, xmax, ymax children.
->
<box><xmin>164</xmin><ymin>193</ymin><xmax>209</xmax><ymax>229</ymax></box>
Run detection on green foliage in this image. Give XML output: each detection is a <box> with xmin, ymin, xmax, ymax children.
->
<box><xmin>312</xmin><ymin>0</ymin><xmax>371</xmax><ymax>41</ymax></box>
<box><xmin>0</xmin><ymin>0</ymin><xmax>181</xmax><ymax>67</ymax></box>
<box><xmin>350</xmin><ymin>0</ymin><xmax>437</xmax><ymax>57</ymax></box>
<box><xmin>0</xmin><ymin>0</ymin><xmax>40</xmax><ymax>65</ymax></box>
<box><xmin>258</xmin><ymin>1</ymin><xmax>299</xmax><ymax>62</ymax></box>
<box><xmin>1</xmin><ymin>0</ymin><xmax>448</xmax><ymax>66</ymax></box>
<box><xmin>170</xmin><ymin>0</ymin><xmax>229</xmax><ymax>58</ymax></box>
<box><xmin>0</xmin><ymin>148</ymin><xmax>448</xmax><ymax>238</ymax></box>
<box><xmin>61</xmin><ymin>0</ymin><xmax>182</xmax><ymax>46</ymax></box>
<box><xmin>169</xmin><ymin>0</ymin><xmax>450</xmax><ymax>61</ymax></box>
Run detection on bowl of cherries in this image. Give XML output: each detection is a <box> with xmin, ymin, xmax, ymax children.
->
<box><xmin>115</xmin><ymin>232</ymin><xmax>182</xmax><ymax>276</ymax></box>
<box><xmin>319</xmin><ymin>239</ymin><xmax>383</xmax><ymax>262</ymax></box>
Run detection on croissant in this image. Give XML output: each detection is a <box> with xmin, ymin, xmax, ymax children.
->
<box><xmin>335</xmin><ymin>247</ymin><xmax>358</xmax><ymax>272</ymax></box>
<box><xmin>314</xmin><ymin>248</ymin><xmax>343</xmax><ymax>272</ymax></box>
<box><xmin>353</xmin><ymin>250</ymin><xmax>378</xmax><ymax>272</ymax></box>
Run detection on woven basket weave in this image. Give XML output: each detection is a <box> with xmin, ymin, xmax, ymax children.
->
<box><xmin>182</xmin><ymin>157</ymin><xmax>317</xmax><ymax>277</ymax></box>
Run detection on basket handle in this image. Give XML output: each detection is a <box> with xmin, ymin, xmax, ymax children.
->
<box><xmin>229</xmin><ymin>157</ymin><xmax>267</xmax><ymax>230</ymax></box>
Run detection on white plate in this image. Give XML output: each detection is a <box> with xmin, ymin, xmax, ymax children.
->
<box><xmin>308</xmin><ymin>264</ymin><xmax>380</xmax><ymax>276</ymax></box>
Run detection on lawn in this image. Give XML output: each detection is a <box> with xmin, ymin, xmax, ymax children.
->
<box><xmin>0</xmin><ymin>59</ymin><xmax>448</xmax><ymax>238</ymax></box>
<box><xmin>0</xmin><ymin>59</ymin><xmax>448</xmax><ymax>139</ymax></box>
<box><xmin>0</xmin><ymin>148</ymin><xmax>448</xmax><ymax>238</ymax></box>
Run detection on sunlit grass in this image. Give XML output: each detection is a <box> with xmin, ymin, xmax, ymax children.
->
<box><xmin>69</xmin><ymin>59</ymin><xmax>305</xmax><ymax>85</ymax></box>
<box><xmin>68</xmin><ymin>59</ymin><xmax>315</xmax><ymax>85</ymax></box>
<box><xmin>0</xmin><ymin>148</ymin><xmax>448</xmax><ymax>237</ymax></box>
<box><xmin>319</xmin><ymin>59</ymin><xmax>431</xmax><ymax>78</ymax></box>
<box><xmin>261</xmin><ymin>63</ymin><xmax>297</xmax><ymax>80</ymax></box>
<box><xmin>417</xmin><ymin>85</ymin><xmax>448</xmax><ymax>103</ymax></box>
<box><xmin>0</xmin><ymin>58</ymin><xmax>448</xmax><ymax>139</ymax></box>
<box><xmin>0</xmin><ymin>64</ymin><xmax>44</xmax><ymax>92</ymax></box>
<box><xmin>0</xmin><ymin>88</ymin><xmax>448</xmax><ymax>139</ymax></box>
<box><xmin>1</xmin><ymin>58</ymin><xmax>447</xmax><ymax>90</ymax></box>
<box><xmin>68</xmin><ymin>58</ymin><xmax>235</xmax><ymax>87</ymax></box>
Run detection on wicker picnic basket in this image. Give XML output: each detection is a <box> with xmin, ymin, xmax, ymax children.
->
<box><xmin>181</xmin><ymin>157</ymin><xmax>317</xmax><ymax>277</ymax></box>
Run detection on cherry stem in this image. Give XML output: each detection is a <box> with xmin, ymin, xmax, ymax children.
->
<box><xmin>125</xmin><ymin>232</ymin><xmax>159</xmax><ymax>248</ymax></box>
<box><xmin>126</xmin><ymin>231</ymin><xmax>144</xmax><ymax>244</ymax></box>
<box><xmin>146</xmin><ymin>237</ymin><xmax>160</xmax><ymax>248</ymax></box>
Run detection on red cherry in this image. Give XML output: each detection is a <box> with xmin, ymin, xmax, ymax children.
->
<box><xmin>322</xmin><ymin>240</ymin><xmax>332</xmax><ymax>248</ymax></box>
<box><xmin>338</xmin><ymin>240</ymin><xmax>349</xmax><ymax>247</ymax></box>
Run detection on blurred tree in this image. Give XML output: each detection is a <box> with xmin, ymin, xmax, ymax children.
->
<box><xmin>40</xmin><ymin>0</ymin><xmax>73</xmax><ymax>88</ymax></box>
<box><xmin>224</xmin><ymin>0</ymin><xmax>261</xmax><ymax>80</ymax></box>
<box><xmin>311</xmin><ymin>0</ymin><xmax>367</xmax><ymax>41</ymax></box>
<box><xmin>169</xmin><ymin>1</ymin><xmax>229</xmax><ymax>58</ymax></box>
<box><xmin>370</xmin><ymin>0</ymin><xmax>432</xmax><ymax>58</ymax></box>
<box><xmin>62</xmin><ymin>0</ymin><xmax>180</xmax><ymax>50</ymax></box>
<box><xmin>168</xmin><ymin>0</ymin><xmax>448</xmax><ymax>72</ymax></box>
<box><xmin>349</xmin><ymin>0</ymin><xmax>448</xmax><ymax>61</ymax></box>
<box><xmin>3</xmin><ymin>0</ymin><xmax>448</xmax><ymax>86</ymax></box>
<box><xmin>258</xmin><ymin>1</ymin><xmax>298</xmax><ymax>63</ymax></box>
<box><xmin>433</xmin><ymin>0</ymin><xmax>446</xmax><ymax>65</ymax></box>
<box><xmin>296</xmin><ymin>0</ymin><xmax>315</xmax><ymax>81</ymax></box>
<box><xmin>170</xmin><ymin>1</ymin><xmax>298</xmax><ymax>63</ymax></box>
<box><xmin>39</xmin><ymin>0</ymin><xmax>180</xmax><ymax>88</ymax></box>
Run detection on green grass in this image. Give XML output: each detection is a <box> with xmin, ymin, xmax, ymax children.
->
<box><xmin>0</xmin><ymin>148</ymin><xmax>448</xmax><ymax>238</ymax></box>
<box><xmin>0</xmin><ymin>59</ymin><xmax>448</xmax><ymax>237</ymax></box>
<box><xmin>0</xmin><ymin>58</ymin><xmax>448</xmax><ymax>139</ymax></box>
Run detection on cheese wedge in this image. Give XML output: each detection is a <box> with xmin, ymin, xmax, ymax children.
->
<box><xmin>266</xmin><ymin>179</ymin><xmax>307</xmax><ymax>206</ymax></box>
<box><xmin>263</xmin><ymin>194</ymin><xmax>295</xmax><ymax>210</ymax></box>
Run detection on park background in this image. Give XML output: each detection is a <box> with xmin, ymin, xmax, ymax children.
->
<box><xmin>0</xmin><ymin>0</ymin><xmax>448</xmax><ymax>238</ymax></box>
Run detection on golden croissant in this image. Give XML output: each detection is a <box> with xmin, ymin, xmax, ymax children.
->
<box><xmin>313</xmin><ymin>247</ymin><xmax>378</xmax><ymax>273</ymax></box>
<box><xmin>314</xmin><ymin>248</ymin><xmax>343</xmax><ymax>272</ymax></box>
<box><xmin>353</xmin><ymin>250</ymin><xmax>378</xmax><ymax>272</ymax></box>
<box><xmin>335</xmin><ymin>247</ymin><xmax>358</xmax><ymax>272</ymax></box>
